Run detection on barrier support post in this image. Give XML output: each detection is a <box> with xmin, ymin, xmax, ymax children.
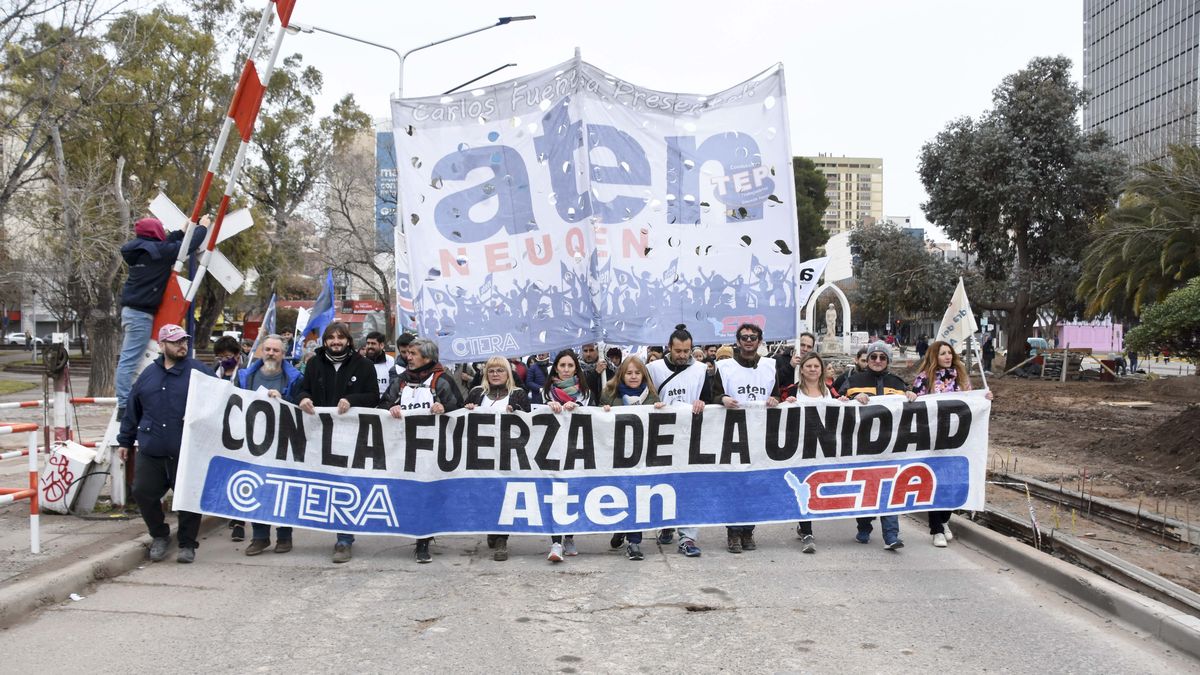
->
<box><xmin>28</xmin><ymin>430</ymin><xmax>39</xmax><ymax>554</ymax></box>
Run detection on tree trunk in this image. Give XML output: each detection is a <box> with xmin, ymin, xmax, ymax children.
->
<box><xmin>194</xmin><ymin>279</ymin><xmax>228</xmax><ymax>345</ymax></box>
<box><xmin>86</xmin><ymin>307</ymin><xmax>119</xmax><ymax>397</ymax></box>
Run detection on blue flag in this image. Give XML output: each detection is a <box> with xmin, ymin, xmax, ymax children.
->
<box><xmin>293</xmin><ymin>270</ymin><xmax>336</xmax><ymax>361</ymax></box>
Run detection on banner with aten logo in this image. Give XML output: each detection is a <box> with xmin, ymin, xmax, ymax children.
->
<box><xmin>391</xmin><ymin>58</ymin><xmax>800</xmax><ymax>363</ymax></box>
<box><xmin>174</xmin><ymin>374</ymin><xmax>990</xmax><ymax>538</ymax></box>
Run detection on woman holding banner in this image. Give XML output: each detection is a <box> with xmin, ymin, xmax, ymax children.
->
<box><xmin>599</xmin><ymin>356</ymin><xmax>665</xmax><ymax>561</ymax></box>
<box><xmin>542</xmin><ymin>349</ymin><xmax>592</xmax><ymax>562</ymax></box>
<box><xmin>911</xmin><ymin>341</ymin><xmax>993</xmax><ymax>547</ymax></box>
<box><xmin>793</xmin><ymin>353</ymin><xmax>837</xmax><ymax>554</ymax></box>
<box><xmin>464</xmin><ymin>357</ymin><xmax>531</xmax><ymax>562</ymax></box>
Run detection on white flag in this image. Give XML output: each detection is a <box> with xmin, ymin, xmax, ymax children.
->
<box><xmin>936</xmin><ymin>277</ymin><xmax>978</xmax><ymax>350</ymax></box>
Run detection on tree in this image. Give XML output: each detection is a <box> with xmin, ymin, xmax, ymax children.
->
<box><xmin>312</xmin><ymin>130</ymin><xmax>394</xmax><ymax>339</ymax></box>
<box><xmin>792</xmin><ymin>157</ymin><xmax>829</xmax><ymax>260</ymax></box>
<box><xmin>848</xmin><ymin>219</ymin><xmax>958</xmax><ymax>326</ymax></box>
<box><xmin>918</xmin><ymin>56</ymin><xmax>1127</xmax><ymax>362</ymax></box>
<box><xmin>1124</xmin><ymin>277</ymin><xmax>1200</xmax><ymax>366</ymax></box>
<box><xmin>1077</xmin><ymin>143</ymin><xmax>1200</xmax><ymax>319</ymax></box>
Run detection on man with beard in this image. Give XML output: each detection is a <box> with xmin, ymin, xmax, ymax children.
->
<box><xmin>117</xmin><ymin>325</ymin><xmax>212</xmax><ymax>564</ymax></box>
<box><xmin>380</xmin><ymin>337</ymin><xmax>461</xmax><ymax>563</ymax></box>
<box><xmin>644</xmin><ymin>324</ymin><xmax>710</xmax><ymax>557</ymax></box>
<box><xmin>711</xmin><ymin>322</ymin><xmax>782</xmax><ymax>554</ymax></box>
<box><xmin>238</xmin><ymin>334</ymin><xmax>303</xmax><ymax>555</ymax></box>
<box><xmin>363</xmin><ymin>331</ymin><xmax>394</xmax><ymax>396</ymax></box>
<box><xmin>295</xmin><ymin>322</ymin><xmax>380</xmax><ymax>563</ymax></box>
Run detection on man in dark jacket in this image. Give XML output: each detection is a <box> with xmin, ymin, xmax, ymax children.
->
<box><xmin>379</xmin><ymin>337</ymin><xmax>461</xmax><ymax>564</ymax></box>
<box><xmin>117</xmin><ymin>324</ymin><xmax>213</xmax><ymax>564</ymax></box>
<box><xmin>295</xmin><ymin>322</ymin><xmax>379</xmax><ymax>563</ymax></box>
<box><xmin>115</xmin><ymin>216</ymin><xmax>208</xmax><ymax>412</ymax></box>
<box><xmin>844</xmin><ymin>341</ymin><xmax>917</xmax><ymax>551</ymax></box>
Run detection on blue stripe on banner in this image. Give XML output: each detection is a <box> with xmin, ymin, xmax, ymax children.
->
<box><xmin>201</xmin><ymin>455</ymin><xmax>970</xmax><ymax>537</ymax></box>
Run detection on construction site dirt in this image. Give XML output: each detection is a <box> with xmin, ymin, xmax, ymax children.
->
<box><xmin>978</xmin><ymin>372</ymin><xmax>1200</xmax><ymax>595</ymax></box>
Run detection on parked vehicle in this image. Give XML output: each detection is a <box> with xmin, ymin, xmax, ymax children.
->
<box><xmin>4</xmin><ymin>332</ymin><xmax>44</xmax><ymax>346</ymax></box>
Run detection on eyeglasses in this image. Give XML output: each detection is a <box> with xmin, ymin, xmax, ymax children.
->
<box><xmin>868</xmin><ymin>354</ymin><xmax>889</xmax><ymax>362</ymax></box>
<box><xmin>737</xmin><ymin>334</ymin><xmax>760</xmax><ymax>342</ymax></box>
<box><xmin>486</xmin><ymin>368</ymin><xmax>508</xmax><ymax>374</ymax></box>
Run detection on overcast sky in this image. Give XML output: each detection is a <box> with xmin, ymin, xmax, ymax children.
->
<box><xmin>286</xmin><ymin>0</ymin><xmax>1083</xmax><ymax>238</ymax></box>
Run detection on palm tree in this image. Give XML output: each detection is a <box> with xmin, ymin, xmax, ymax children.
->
<box><xmin>1078</xmin><ymin>144</ymin><xmax>1200</xmax><ymax>318</ymax></box>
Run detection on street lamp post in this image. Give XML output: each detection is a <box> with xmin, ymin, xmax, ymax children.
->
<box><xmin>286</xmin><ymin>15</ymin><xmax>534</xmax><ymax>98</ymax></box>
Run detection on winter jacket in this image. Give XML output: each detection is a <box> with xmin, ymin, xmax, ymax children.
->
<box><xmin>844</xmin><ymin>368</ymin><xmax>909</xmax><ymax>398</ymax></box>
<box><xmin>379</xmin><ymin>361</ymin><xmax>462</xmax><ymax>412</ymax></box>
<box><xmin>237</xmin><ymin>359</ymin><xmax>304</xmax><ymax>403</ymax></box>
<box><xmin>294</xmin><ymin>347</ymin><xmax>379</xmax><ymax>408</ymax></box>
<box><xmin>464</xmin><ymin>386</ymin><xmax>532</xmax><ymax>412</ymax></box>
<box><xmin>119</xmin><ymin>227</ymin><xmax>207</xmax><ymax>313</ymax></box>
<box><xmin>524</xmin><ymin>359</ymin><xmax>550</xmax><ymax>402</ymax></box>
<box><xmin>598</xmin><ymin>387</ymin><xmax>661</xmax><ymax>407</ymax></box>
<box><xmin>117</xmin><ymin>356</ymin><xmax>213</xmax><ymax>457</ymax></box>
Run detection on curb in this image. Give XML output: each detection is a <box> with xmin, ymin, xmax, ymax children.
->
<box><xmin>951</xmin><ymin>514</ymin><xmax>1200</xmax><ymax>660</ymax></box>
<box><xmin>0</xmin><ymin>515</ymin><xmax>224</xmax><ymax>629</ymax></box>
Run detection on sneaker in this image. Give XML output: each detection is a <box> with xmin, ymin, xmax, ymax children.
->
<box><xmin>332</xmin><ymin>542</ymin><xmax>352</xmax><ymax>563</ymax></box>
<box><xmin>626</xmin><ymin>542</ymin><xmax>644</xmax><ymax>561</ymax></box>
<box><xmin>415</xmin><ymin>539</ymin><xmax>432</xmax><ymax>564</ymax></box>
<box><xmin>563</xmin><ymin>537</ymin><xmax>578</xmax><ymax>556</ymax></box>
<box><xmin>657</xmin><ymin>529</ymin><xmax>675</xmax><ymax>545</ymax></box>
<box><xmin>727</xmin><ymin>534</ymin><xmax>743</xmax><ymax>554</ymax></box>
<box><xmin>801</xmin><ymin>534</ymin><xmax>816</xmax><ymax>554</ymax></box>
<box><xmin>274</xmin><ymin>540</ymin><xmax>292</xmax><ymax>554</ymax></box>
<box><xmin>230</xmin><ymin>524</ymin><xmax>245</xmax><ymax>542</ymax></box>
<box><xmin>855</xmin><ymin>530</ymin><xmax>871</xmax><ymax>544</ymax></box>
<box><xmin>883</xmin><ymin>537</ymin><xmax>905</xmax><ymax>551</ymax></box>
<box><xmin>609</xmin><ymin>533</ymin><xmax>625</xmax><ymax>549</ymax></box>
<box><xmin>176</xmin><ymin>546</ymin><xmax>195</xmax><ymax>564</ymax></box>
<box><xmin>678</xmin><ymin>540</ymin><xmax>701</xmax><ymax>557</ymax></box>
<box><xmin>148</xmin><ymin>536</ymin><xmax>170</xmax><ymax>562</ymax></box>
<box><xmin>493</xmin><ymin>539</ymin><xmax>508</xmax><ymax>562</ymax></box>
<box><xmin>740</xmin><ymin>531</ymin><xmax>756</xmax><ymax>551</ymax></box>
<box><xmin>932</xmin><ymin>533</ymin><xmax>948</xmax><ymax>548</ymax></box>
<box><xmin>487</xmin><ymin>534</ymin><xmax>499</xmax><ymax>549</ymax></box>
<box><xmin>245</xmin><ymin>539</ymin><xmax>270</xmax><ymax>556</ymax></box>
<box><xmin>548</xmin><ymin>542</ymin><xmax>564</xmax><ymax>562</ymax></box>
<box><xmin>943</xmin><ymin>524</ymin><xmax>954</xmax><ymax>543</ymax></box>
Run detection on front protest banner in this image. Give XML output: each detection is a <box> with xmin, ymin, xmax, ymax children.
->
<box><xmin>176</xmin><ymin>375</ymin><xmax>990</xmax><ymax>538</ymax></box>
<box><xmin>391</xmin><ymin>59</ymin><xmax>799</xmax><ymax>363</ymax></box>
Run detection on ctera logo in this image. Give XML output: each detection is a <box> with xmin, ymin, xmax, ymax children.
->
<box><xmin>784</xmin><ymin>463</ymin><xmax>936</xmax><ymax>516</ymax></box>
<box><xmin>225</xmin><ymin>469</ymin><xmax>399</xmax><ymax>529</ymax></box>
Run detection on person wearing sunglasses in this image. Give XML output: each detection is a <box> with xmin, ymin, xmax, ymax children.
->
<box><xmin>843</xmin><ymin>341</ymin><xmax>917</xmax><ymax>551</ymax></box>
<box><xmin>710</xmin><ymin>322</ymin><xmax>783</xmax><ymax>554</ymax></box>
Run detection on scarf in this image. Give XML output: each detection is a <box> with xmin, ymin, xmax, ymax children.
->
<box><xmin>403</xmin><ymin>360</ymin><xmax>437</xmax><ymax>384</ymax></box>
<box><xmin>617</xmin><ymin>381</ymin><xmax>648</xmax><ymax>405</ymax></box>
<box><xmin>323</xmin><ymin>346</ymin><xmax>349</xmax><ymax>364</ymax></box>
<box><xmin>486</xmin><ymin>384</ymin><xmax>511</xmax><ymax>400</ymax></box>
<box><xmin>665</xmin><ymin>353</ymin><xmax>695</xmax><ymax>371</ymax></box>
<box><xmin>549</xmin><ymin>374</ymin><xmax>582</xmax><ymax>403</ymax></box>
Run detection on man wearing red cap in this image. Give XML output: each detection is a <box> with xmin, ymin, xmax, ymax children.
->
<box><xmin>117</xmin><ymin>324</ymin><xmax>213</xmax><ymax>564</ymax></box>
<box><xmin>115</xmin><ymin>215</ymin><xmax>208</xmax><ymax>416</ymax></box>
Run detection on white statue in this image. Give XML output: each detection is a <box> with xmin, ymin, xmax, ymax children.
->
<box><xmin>824</xmin><ymin>303</ymin><xmax>837</xmax><ymax>339</ymax></box>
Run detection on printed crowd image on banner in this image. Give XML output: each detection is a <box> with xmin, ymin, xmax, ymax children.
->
<box><xmin>391</xmin><ymin>59</ymin><xmax>799</xmax><ymax>362</ymax></box>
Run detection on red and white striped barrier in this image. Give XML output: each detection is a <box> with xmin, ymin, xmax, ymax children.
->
<box><xmin>0</xmin><ymin>423</ymin><xmax>41</xmax><ymax>553</ymax></box>
<box><xmin>0</xmin><ymin>397</ymin><xmax>116</xmax><ymax>411</ymax></box>
<box><xmin>0</xmin><ymin>441</ymin><xmax>97</xmax><ymax>462</ymax></box>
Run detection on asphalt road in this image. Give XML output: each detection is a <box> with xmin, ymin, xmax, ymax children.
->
<box><xmin>0</xmin><ymin>520</ymin><xmax>1193</xmax><ymax>673</ymax></box>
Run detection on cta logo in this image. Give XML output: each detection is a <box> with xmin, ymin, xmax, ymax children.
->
<box><xmin>784</xmin><ymin>463</ymin><xmax>936</xmax><ymax>516</ymax></box>
<box><xmin>226</xmin><ymin>469</ymin><xmax>398</xmax><ymax>529</ymax></box>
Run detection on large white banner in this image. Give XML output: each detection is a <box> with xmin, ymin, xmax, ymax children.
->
<box><xmin>391</xmin><ymin>59</ymin><xmax>799</xmax><ymax>362</ymax></box>
<box><xmin>176</xmin><ymin>374</ymin><xmax>990</xmax><ymax>538</ymax></box>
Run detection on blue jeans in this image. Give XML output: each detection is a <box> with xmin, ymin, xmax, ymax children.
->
<box><xmin>857</xmin><ymin>516</ymin><xmax>900</xmax><ymax>541</ymax></box>
<box><xmin>250</xmin><ymin>523</ymin><xmax>293</xmax><ymax>542</ymax></box>
<box><xmin>116</xmin><ymin>307</ymin><xmax>154</xmax><ymax>407</ymax></box>
<box><xmin>336</xmin><ymin>533</ymin><xmax>355</xmax><ymax>545</ymax></box>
